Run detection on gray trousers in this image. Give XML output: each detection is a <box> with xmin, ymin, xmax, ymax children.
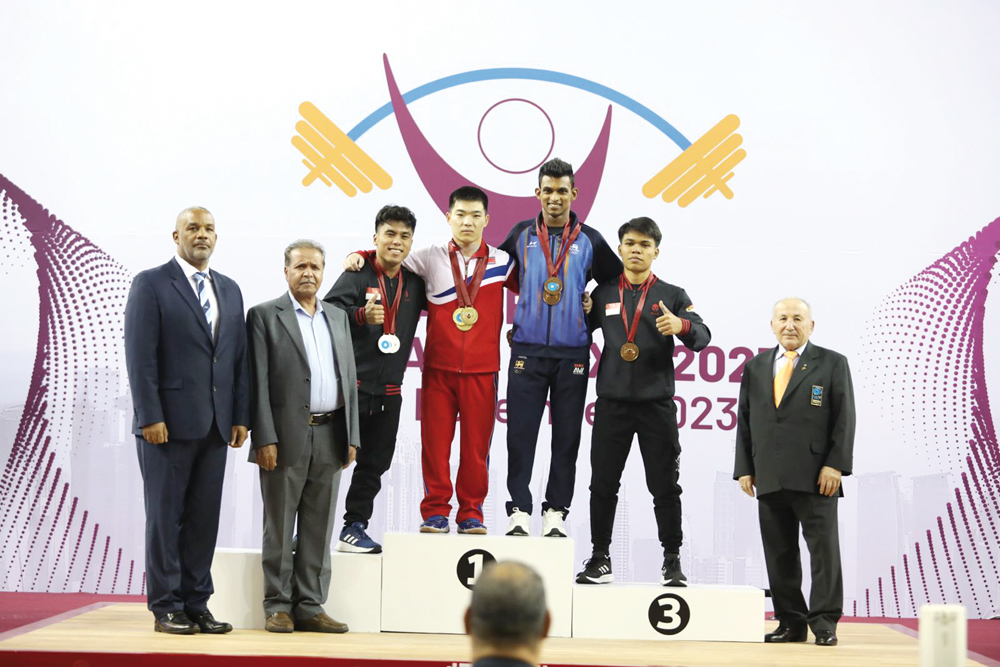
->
<box><xmin>260</xmin><ymin>412</ymin><xmax>346</xmax><ymax>619</ymax></box>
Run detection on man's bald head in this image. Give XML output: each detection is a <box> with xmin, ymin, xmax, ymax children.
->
<box><xmin>176</xmin><ymin>206</ymin><xmax>214</xmax><ymax>231</ymax></box>
<box><xmin>466</xmin><ymin>561</ymin><xmax>549</xmax><ymax>655</ymax></box>
<box><xmin>772</xmin><ymin>297</ymin><xmax>812</xmax><ymax>320</ymax></box>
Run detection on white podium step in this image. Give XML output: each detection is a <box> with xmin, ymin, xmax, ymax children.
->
<box><xmin>380</xmin><ymin>532</ymin><xmax>574</xmax><ymax>637</ymax></box>
<box><xmin>573</xmin><ymin>583</ymin><xmax>764</xmax><ymax>642</ymax></box>
<box><xmin>210</xmin><ymin>547</ymin><xmax>382</xmax><ymax>632</ymax></box>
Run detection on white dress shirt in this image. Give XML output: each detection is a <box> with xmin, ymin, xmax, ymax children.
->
<box><xmin>174</xmin><ymin>254</ymin><xmax>219</xmax><ymax>337</ymax></box>
<box><xmin>289</xmin><ymin>292</ymin><xmax>343</xmax><ymax>413</ymax></box>
<box><xmin>773</xmin><ymin>342</ymin><xmax>808</xmax><ymax>378</ymax></box>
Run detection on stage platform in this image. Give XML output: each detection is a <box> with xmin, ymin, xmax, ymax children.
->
<box><xmin>0</xmin><ymin>602</ymin><xmax>995</xmax><ymax>667</ymax></box>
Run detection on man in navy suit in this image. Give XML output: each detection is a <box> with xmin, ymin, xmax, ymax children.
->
<box><xmin>124</xmin><ymin>206</ymin><xmax>249</xmax><ymax>634</ymax></box>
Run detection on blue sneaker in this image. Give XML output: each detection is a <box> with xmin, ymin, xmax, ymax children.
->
<box><xmin>336</xmin><ymin>522</ymin><xmax>382</xmax><ymax>554</ymax></box>
<box><xmin>457</xmin><ymin>518</ymin><xmax>487</xmax><ymax>535</ymax></box>
<box><xmin>419</xmin><ymin>515</ymin><xmax>450</xmax><ymax>533</ymax></box>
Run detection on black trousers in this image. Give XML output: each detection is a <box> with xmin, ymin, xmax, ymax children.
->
<box><xmin>505</xmin><ymin>355</ymin><xmax>590</xmax><ymax>516</ymax></box>
<box><xmin>342</xmin><ymin>392</ymin><xmax>403</xmax><ymax>527</ymax></box>
<box><xmin>589</xmin><ymin>397</ymin><xmax>682</xmax><ymax>555</ymax></box>
<box><xmin>136</xmin><ymin>428</ymin><xmax>226</xmax><ymax>617</ymax></box>
<box><xmin>758</xmin><ymin>489</ymin><xmax>843</xmax><ymax>633</ymax></box>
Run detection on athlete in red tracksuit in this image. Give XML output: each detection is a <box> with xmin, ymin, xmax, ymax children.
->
<box><xmin>349</xmin><ymin>186</ymin><xmax>515</xmax><ymax>533</ymax></box>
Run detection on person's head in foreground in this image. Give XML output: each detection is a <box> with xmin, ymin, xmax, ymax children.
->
<box><xmin>465</xmin><ymin>561</ymin><xmax>551</xmax><ymax>667</ymax></box>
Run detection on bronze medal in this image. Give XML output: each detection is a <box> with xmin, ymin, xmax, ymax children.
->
<box><xmin>536</xmin><ymin>218</ymin><xmax>582</xmax><ymax>307</ymax></box>
<box><xmin>542</xmin><ymin>276</ymin><xmax>563</xmax><ymax>305</ymax></box>
<box><xmin>620</xmin><ymin>342</ymin><xmax>640</xmax><ymax>362</ymax></box>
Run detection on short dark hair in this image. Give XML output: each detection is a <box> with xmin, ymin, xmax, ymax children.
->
<box><xmin>469</xmin><ymin>561</ymin><xmax>547</xmax><ymax>648</ymax></box>
<box><xmin>618</xmin><ymin>216</ymin><xmax>662</xmax><ymax>247</ymax></box>
<box><xmin>538</xmin><ymin>157</ymin><xmax>575</xmax><ymax>188</ymax></box>
<box><xmin>449</xmin><ymin>186</ymin><xmax>489</xmax><ymax>213</ymax></box>
<box><xmin>374</xmin><ymin>205</ymin><xmax>417</xmax><ymax>233</ymax></box>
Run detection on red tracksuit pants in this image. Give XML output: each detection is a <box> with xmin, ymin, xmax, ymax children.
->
<box><xmin>420</xmin><ymin>367</ymin><xmax>497</xmax><ymax>523</ymax></box>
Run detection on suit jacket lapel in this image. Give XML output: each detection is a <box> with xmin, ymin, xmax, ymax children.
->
<box><xmin>168</xmin><ymin>259</ymin><xmax>213</xmax><ymax>342</ymax></box>
<box><xmin>276</xmin><ymin>294</ymin><xmax>309</xmax><ymax>366</ymax></box>
<box><xmin>782</xmin><ymin>343</ymin><xmax>818</xmax><ymax>404</ymax></box>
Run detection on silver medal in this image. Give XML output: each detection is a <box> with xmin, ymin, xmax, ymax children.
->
<box><xmin>378</xmin><ymin>333</ymin><xmax>401</xmax><ymax>354</ymax></box>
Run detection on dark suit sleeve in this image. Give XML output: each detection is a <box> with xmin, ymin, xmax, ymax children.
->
<box><xmin>733</xmin><ymin>358</ymin><xmax>755</xmax><ymax>479</ymax></box>
<box><xmin>232</xmin><ymin>285</ymin><xmax>250</xmax><ymax>428</ymax></box>
<box><xmin>123</xmin><ymin>272</ymin><xmax>163</xmax><ymax>428</ymax></box>
<box><xmin>674</xmin><ymin>289</ymin><xmax>711</xmax><ymax>352</ymax></box>
<box><xmin>247</xmin><ymin>307</ymin><xmax>278</xmax><ymax>449</ymax></box>
<box><xmin>823</xmin><ymin>354</ymin><xmax>856</xmax><ymax>475</ymax></box>
<box><xmin>324</xmin><ymin>271</ymin><xmax>367</xmax><ymax>328</ymax></box>
<box><xmin>589</xmin><ymin>229</ymin><xmax>623</xmax><ymax>284</ymax></box>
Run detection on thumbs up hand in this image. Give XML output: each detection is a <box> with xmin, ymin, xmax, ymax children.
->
<box><xmin>655</xmin><ymin>300</ymin><xmax>684</xmax><ymax>336</ymax></box>
<box><xmin>364</xmin><ymin>291</ymin><xmax>385</xmax><ymax>325</ymax></box>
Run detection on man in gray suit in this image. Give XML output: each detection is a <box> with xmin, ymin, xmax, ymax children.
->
<box><xmin>247</xmin><ymin>239</ymin><xmax>360</xmax><ymax>634</ymax></box>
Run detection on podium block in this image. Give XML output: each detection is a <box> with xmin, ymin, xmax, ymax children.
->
<box><xmin>380</xmin><ymin>532</ymin><xmax>574</xmax><ymax>637</ymax></box>
<box><xmin>210</xmin><ymin>547</ymin><xmax>382</xmax><ymax>632</ymax></box>
<box><xmin>573</xmin><ymin>583</ymin><xmax>764</xmax><ymax>642</ymax></box>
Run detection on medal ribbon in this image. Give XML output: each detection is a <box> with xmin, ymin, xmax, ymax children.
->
<box><xmin>618</xmin><ymin>273</ymin><xmax>658</xmax><ymax>344</ymax></box>
<box><xmin>448</xmin><ymin>241</ymin><xmax>489</xmax><ymax>308</ymax></box>
<box><xmin>536</xmin><ymin>214</ymin><xmax>583</xmax><ymax>280</ymax></box>
<box><xmin>371</xmin><ymin>257</ymin><xmax>404</xmax><ymax>336</ymax></box>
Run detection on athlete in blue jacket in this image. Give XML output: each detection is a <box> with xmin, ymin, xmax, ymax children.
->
<box><xmin>500</xmin><ymin>158</ymin><xmax>621</xmax><ymax>537</ymax></box>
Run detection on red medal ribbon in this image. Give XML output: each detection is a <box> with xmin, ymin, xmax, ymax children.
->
<box><xmin>448</xmin><ymin>240</ymin><xmax>489</xmax><ymax>308</ymax></box>
<box><xmin>536</xmin><ymin>214</ymin><xmax>583</xmax><ymax>280</ymax></box>
<box><xmin>370</xmin><ymin>257</ymin><xmax>404</xmax><ymax>336</ymax></box>
<box><xmin>618</xmin><ymin>273</ymin><xmax>658</xmax><ymax>344</ymax></box>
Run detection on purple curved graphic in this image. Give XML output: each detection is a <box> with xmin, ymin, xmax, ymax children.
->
<box><xmin>0</xmin><ymin>174</ymin><xmax>140</xmax><ymax>593</ymax></box>
<box><xmin>859</xmin><ymin>216</ymin><xmax>1000</xmax><ymax>617</ymax></box>
<box><xmin>383</xmin><ymin>54</ymin><xmax>612</xmax><ymax>246</ymax></box>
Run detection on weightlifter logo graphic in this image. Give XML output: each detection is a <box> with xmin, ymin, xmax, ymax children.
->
<box><xmin>291</xmin><ymin>54</ymin><xmax>745</xmax><ymax>244</ymax></box>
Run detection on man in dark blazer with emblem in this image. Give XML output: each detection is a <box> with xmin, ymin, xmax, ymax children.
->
<box><xmin>124</xmin><ymin>206</ymin><xmax>249</xmax><ymax>634</ymax></box>
<box><xmin>734</xmin><ymin>297</ymin><xmax>855</xmax><ymax>647</ymax></box>
<box><xmin>247</xmin><ymin>239</ymin><xmax>359</xmax><ymax>634</ymax></box>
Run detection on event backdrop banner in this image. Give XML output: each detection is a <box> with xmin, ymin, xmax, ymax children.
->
<box><xmin>1</xmin><ymin>1</ymin><xmax>999</xmax><ymax>619</ymax></box>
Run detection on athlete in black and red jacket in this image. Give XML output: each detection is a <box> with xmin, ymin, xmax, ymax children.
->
<box><xmin>577</xmin><ymin>216</ymin><xmax>710</xmax><ymax>587</ymax></box>
<box><xmin>324</xmin><ymin>205</ymin><xmax>426</xmax><ymax>553</ymax></box>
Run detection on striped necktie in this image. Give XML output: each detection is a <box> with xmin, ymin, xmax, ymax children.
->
<box><xmin>194</xmin><ymin>272</ymin><xmax>213</xmax><ymax>328</ymax></box>
<box><xmin>773</xmin><ymin>350</ymin><xmax>798</xmax><ymax>407</ymax></box>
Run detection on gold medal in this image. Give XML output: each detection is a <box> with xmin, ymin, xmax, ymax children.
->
<box><xmin>461</xmin><ymin>306</ymin><xmax>479</xmax><ymax>326</ymax></box>
<box><xmin>453</xmin><ymin>308</ymin><xmax>473</xmax><ymax>331</ymax></box>
<box><xmin>542</xmin><ymin>276</ymin><xmax>563</xmax><ymax>306</ymax></box>
<box><xmin>620</xmin><ymin>342</ymin><xmax>639</xmax><ymax>362</ymax></box>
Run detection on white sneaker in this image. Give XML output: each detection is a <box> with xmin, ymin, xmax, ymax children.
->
<box><xmin>542</xmin><ymin>508</ymin><xmax>567</xmax><ymax>537</ymax></box>
<box><xmin>506</xmin><ymin>508</ymin><xmax>530</xmax><ymax>536</ymax></box>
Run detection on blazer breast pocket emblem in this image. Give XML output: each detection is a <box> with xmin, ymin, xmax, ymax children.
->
<box><xmin>811</xmin><ymin>385</ymin><xmax>824</xmax><ymax>407</ymax></box>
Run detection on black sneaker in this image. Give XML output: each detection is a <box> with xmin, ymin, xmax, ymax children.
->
<box><xmin>661</xmin><ymin>553</ymin><xmax>687</xmax><ymax>587</ymax></box>
<box><xmin>576</xmin><ymin>553</ymin><xmax>614</xmax><ymax>584</ymax></box>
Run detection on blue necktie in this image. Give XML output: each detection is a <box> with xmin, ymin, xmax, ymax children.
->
<box><xmin>194</xmin><ymin>272</ymin><xmax>213</xmax><ymax>328</ymax></box>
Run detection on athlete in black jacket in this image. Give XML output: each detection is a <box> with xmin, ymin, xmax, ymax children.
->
<box><xmin>324</xmin><ymin>205</ymin><xmax>426</xmax><ymax>553</ymax></box>
<box><xmin>576</xmin><ymin>216</ymin><xmax>710</xmax><ymax>586</ymax></box>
